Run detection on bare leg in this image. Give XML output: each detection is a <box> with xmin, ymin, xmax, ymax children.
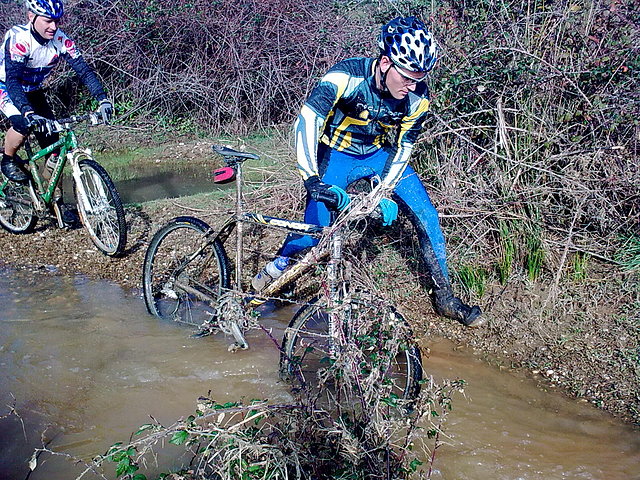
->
<box><xmin>3</xmin><ymin>127</ymin><xmax>25</xmax><ymax>156</ymax></box>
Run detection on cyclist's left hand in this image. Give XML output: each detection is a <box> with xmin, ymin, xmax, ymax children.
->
<box><xmin>378</xmin><ymin>198</ymin><xmax>398</xmax><ymax>226</ymax></box>
<box><xmin>304</xmin><ymin>176</ymin><xmax>350</xmax><ymax>211</ymax></box>
<box><xmin>97</xmin><ymin>99</ymin><xmax>114</xmax><ymax>123</ymax></box>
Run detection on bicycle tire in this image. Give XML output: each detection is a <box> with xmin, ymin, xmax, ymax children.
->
<box><xmin>142</xmin><ymin>216</ymin><xmax>231</xmax><ymax>326</ymax></box>
<box><xmin>280</xmin><ymin>297</ymin><xmax>423</xmax><ymax>403</ymax></box>
<box><xmin>73</xmin><ymin>159</ymin><xmax>127</xmax><ymax>256</ymax></box>
<box><xmin>0</xmin><ymin>180</ymin><xmax>37</xmax><ymax>233</ymax></box>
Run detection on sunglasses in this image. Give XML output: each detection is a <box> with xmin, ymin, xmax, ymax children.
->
<box><xmin>392</xmin><ymin>64</ymin><xmax>428</xmax><ymax>85</ymax></box>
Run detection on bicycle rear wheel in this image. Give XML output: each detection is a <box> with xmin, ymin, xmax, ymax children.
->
<box><xmin>74</xmin><ymin>159</ymin><xmax>127</xmax><ymax>256</ymax></box>
<box><xmin>280</xmin><ymin>297</ymin><xmax>422</xmax><ymax>404</ymax></box>
<box><xmin>143</xmin><ymin>216</ymin><xmax>231</xmax><ymax>326</ymax></box>
<box><xmin>0</xmin><ymin>181</ymin><xmax>37</xmax><ymax>233</ymax></box>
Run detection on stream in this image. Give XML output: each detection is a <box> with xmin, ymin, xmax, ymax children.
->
<box><xmin>0</xmin><ymin>267</ymin><xmax>639</xmax><ymax>479</ymax></box>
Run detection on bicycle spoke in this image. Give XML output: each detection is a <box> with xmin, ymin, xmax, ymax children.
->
<box><xmin>143</xmin><ymin>217</ymin><xmax>230</xmax><ymax>327</ymax></box>
<box><xmin>74</xmin><ymin>159</ymin><xmax>126</xmax><ymax>256</ymax></box>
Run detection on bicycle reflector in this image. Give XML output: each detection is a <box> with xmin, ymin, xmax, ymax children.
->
<box><xmin>213</xmin><ymin>166</ymin><xmax>236</xmax><ymax>184</ymax></box>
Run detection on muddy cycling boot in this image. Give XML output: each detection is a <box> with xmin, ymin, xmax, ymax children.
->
<box><xmin>434</xmin><ymin>287</ymin><xmax>484</xmax><ymax>327</ymax></box>
<box><xmin>417</xmin><ymin>237</ymin><xmax>485</xmax><ymax>327</ymax></box>
<box><xmin>1</xmin><ymin>153</ymin><xmax>28</xmax><ymax>183</ymax></box>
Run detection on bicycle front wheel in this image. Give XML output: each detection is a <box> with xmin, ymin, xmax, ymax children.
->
<box><xmin>143</xmin><ymin>216</ymin><xmax>231</xmax><ymax>326</ymax></box>
<box><xmin>0</xmin><ymin>181</ymin><xmax>37</xmax><ymax>233</ymax></box>
<box><xmin>280</xmin><ymin>298</ymin><xmax>423</xmax><ymax>403</ymax></box>
<box><xmin>74</xmin><ymin>159</ymin><xmax>126</xmax><ymax>256</ymax></box>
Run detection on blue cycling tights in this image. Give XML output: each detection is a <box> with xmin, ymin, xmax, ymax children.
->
<box><xmin>279</xmin><ymin>148</ymin><xmax>450</xmax><ymax>279</ymax></box>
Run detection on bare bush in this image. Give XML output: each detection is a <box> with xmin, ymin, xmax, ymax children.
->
<box><xmin>0</xmin><ymin>0</ymin><xmax>375</xmax><ymax>132</ymax></box>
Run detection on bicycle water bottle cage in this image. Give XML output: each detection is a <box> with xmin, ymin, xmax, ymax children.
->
<box><xmin>213</xmin><ymin>166</ymin><xmax>236</xmax><ymax>184</ymax></box>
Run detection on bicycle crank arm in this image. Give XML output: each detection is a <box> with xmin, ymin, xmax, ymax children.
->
<box><xmin>172</xmin><ymin>280</ymin><xmax>215</xmax><ymax>303</ymax></box>
<box><xmin>228</xmin><ymin>322</ymin><xmax>249</xmax><ymax>351</ymax></box>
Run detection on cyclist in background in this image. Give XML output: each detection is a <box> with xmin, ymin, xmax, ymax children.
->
<box><xmin>0</xmin><ymin>0</ymin><xmax>112</xmax><ymax>220</ymax></box>
<box><xmin>253</xmin><ymin>16</ymin><xmax>484</xmax><ymax>327</ymax></box>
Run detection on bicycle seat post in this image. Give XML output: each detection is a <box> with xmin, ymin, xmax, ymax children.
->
<box><xmin>234</xmin><ymin>158</ymin><xmax>245</xmax><ymax>291</ymax></box>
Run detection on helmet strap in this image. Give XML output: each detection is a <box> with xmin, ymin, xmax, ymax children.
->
<box><xmin>376</xmin><ymin>56</ymin><xmax>390</xmax><ymax>93</ymax></box>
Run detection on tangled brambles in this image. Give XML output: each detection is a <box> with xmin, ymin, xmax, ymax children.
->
<box><xmin>30</xmin><ymin>288</ymin><xmax>464</xmax><ymax>479</ymax></box>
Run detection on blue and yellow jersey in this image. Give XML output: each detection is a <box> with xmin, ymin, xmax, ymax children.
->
<box><xmin>295</xmin><ymin>57</ymin><xmax>430</xmax><ymax>188</ymax></box>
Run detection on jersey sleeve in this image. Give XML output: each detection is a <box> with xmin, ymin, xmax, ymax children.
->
<box><xmin>58</xmin><ymin>31</ymin><xmax>107</xmax><ymax>102</ymax></box>
<box><xmin>3</xmin><ymin>31</ymin><xmax>32</xmax><ymax>115</ymax></box>
<box><xmin>295</xmin><ymin>65</ymin><xmax>352</xmax><ymax>180</ymax></box>
<box><xmin>381</xmin><ymin>96</ymin><xmax>430</xmax><ymax>189</ymax></box>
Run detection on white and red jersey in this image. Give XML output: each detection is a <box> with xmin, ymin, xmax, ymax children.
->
<box><xmin>1</xmin><ymin>24</ymin><xmax>81</xmax><ymax>91</ymax></box>
<box><xmin>0</xmin><ymin>23</ymin><xmax>105</xmax><ymax>117</ymax></box>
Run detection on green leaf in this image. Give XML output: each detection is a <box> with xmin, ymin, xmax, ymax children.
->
<box><xmin>169</xmin><ymin>430</ymin><xmax>189</xmax><ymax>445</ymax></box>
<box><xmin>106</xmin><ymin>442</ymin><xmax>123</xmax><ymax>458</ymax></box>
<box><xmin>132</xmin><ymin>475</ymin><xmax>147</xmax><ymax>480</ymax></box>
<box><xmin>134</xmin><ymin>424</ymin><xmax>156</xmax><ymax>436</ymax></box>
<box><xmin>111</xmin><ymin>452</ymin><xmax>126</xmax><ymax>462</ymax></box>
<box><xmin>409</xmin><ymin>459</ymin><xmax>423</xmax><ymax>472</ymax></box>
<box><xmin>116</xmin><ymin>458</ymin><xmax>131</xmax><ymax>477</ymax></box>
<box><xmin>381</xmin><ymin>396</ymin><xmax>398</xmax><ymax>407</ymax></box>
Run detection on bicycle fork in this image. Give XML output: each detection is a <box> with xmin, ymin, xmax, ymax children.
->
<box><xmin>327</xmin><ymin>230</ymin><xmax>343</xmax><ymax>357</ymax></box>
<box><xmin>69</xmin><ymin>149</ymin><xmax>103</xmax><ymax>215</ymax></box>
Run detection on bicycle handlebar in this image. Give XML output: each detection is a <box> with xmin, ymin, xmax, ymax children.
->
<box><xmin>310</xmin><ymin>190</ymin><xmax>340</xmax><ymax>209</ymax></box>
<box><xmin>29</xmin><ymin>113</ymin><xmax>103</xmax><ymax>134</ymax></box>
<box><xmin>51</xmin><ymin>113</ymin><xmax>102</xmax><ymax>130</ymax></box>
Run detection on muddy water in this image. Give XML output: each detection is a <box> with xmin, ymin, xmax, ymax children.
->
<box><xmin>62</xmin><ymin>164</ymin><xmax>230</xmax><ymax>204</ymax></box>
<box><xmin>1</xmin><ymin>268</ymin><xmax>639</xmax><ymax>479</ymax></box>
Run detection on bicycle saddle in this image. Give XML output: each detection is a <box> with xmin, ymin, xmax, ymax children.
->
<box><xmin>211</xmin><ymin>145</ymin><xmax>259</xmax><ymax>160</ymax></box>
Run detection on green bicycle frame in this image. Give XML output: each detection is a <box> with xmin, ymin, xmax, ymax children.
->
<box><xmin>22</xmin><ymin>129</ymin><xmax>78</xmax><ymax>206</ymax></box>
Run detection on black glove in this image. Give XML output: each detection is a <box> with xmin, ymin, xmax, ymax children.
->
<box><xmin>97</xmin><ymin>99</ymin><xmax>113</xmax><ymax>123</ymax></box>
<box><xmin>25</xmin><ymin>112</ymin><xmax>51</xmax><ymax>134</ymax></box>
<box><xmin>303</xmin><ymin>175</ymin><xmax>350</xmax><ymax>210</ymax></box>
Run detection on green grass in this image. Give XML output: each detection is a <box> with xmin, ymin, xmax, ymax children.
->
<box><xmin>496</xmin><ymin>220</ymin><xmax>516</xmax><ymax>285</ymax></box>
<box><xmin>615</xmin><ymin>234</ymin><xmax>640</xmax><ymax>273</ymax></box>
<box><xmin>457</xmin><ymin>264</ymin><xmax>488</xmax><ymax>298</ymax></box>
<box><xmin>571</xmin><ymin>252</ymin><xmax>589</xmax><ymax>282</ymax></box>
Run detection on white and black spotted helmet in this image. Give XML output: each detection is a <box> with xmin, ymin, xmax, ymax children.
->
<box><xmin>379</xmin><ymin>17</ymin><xmax>437</xmax><ymax>73</ymax></box>
<box><xmin>26</xmin><ymin>0</ymin><xmax>64</xmax><ymax>19</ymax></box>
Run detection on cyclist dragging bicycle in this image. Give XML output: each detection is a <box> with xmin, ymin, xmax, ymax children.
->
<box><xmin>0</xmin><ymin>0</ymin><xmax>113</xmax><ymax>223</ymax></box>
<box><xmin>253</xmin><ymin>16</ymin><xmax>484</xmax><ymax>327</ymax></box>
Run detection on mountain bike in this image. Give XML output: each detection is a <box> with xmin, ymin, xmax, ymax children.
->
<box><xmin>0</xmin><ymin>113</ymin><xmax>127</xmax><ymax>256</ymax></box>
<box><xmin>142</xmin><ymin>145</ymin><xmax>422</xmax><ymax>401</ymax></box>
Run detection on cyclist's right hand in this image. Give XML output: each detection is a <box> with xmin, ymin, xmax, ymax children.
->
<box><xmin>97</xmin><ymin>99</ymin><xmax>114</xmax><ymax>124</ymax></box>
<box><xmin>304</xmin><ymin>175</ymin><xmax>350</xmax><ymax>210</ymax></box>
<box><xmin>24</xmin><ymin>112</ymin><xmax>52</xmax><ymax>134</ymax></box>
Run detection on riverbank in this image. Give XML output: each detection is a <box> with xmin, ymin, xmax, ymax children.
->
<box><xmin>0</xmin><ymin>133</ymin><xmax>638</xmax><ymax>426</ymax></box>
